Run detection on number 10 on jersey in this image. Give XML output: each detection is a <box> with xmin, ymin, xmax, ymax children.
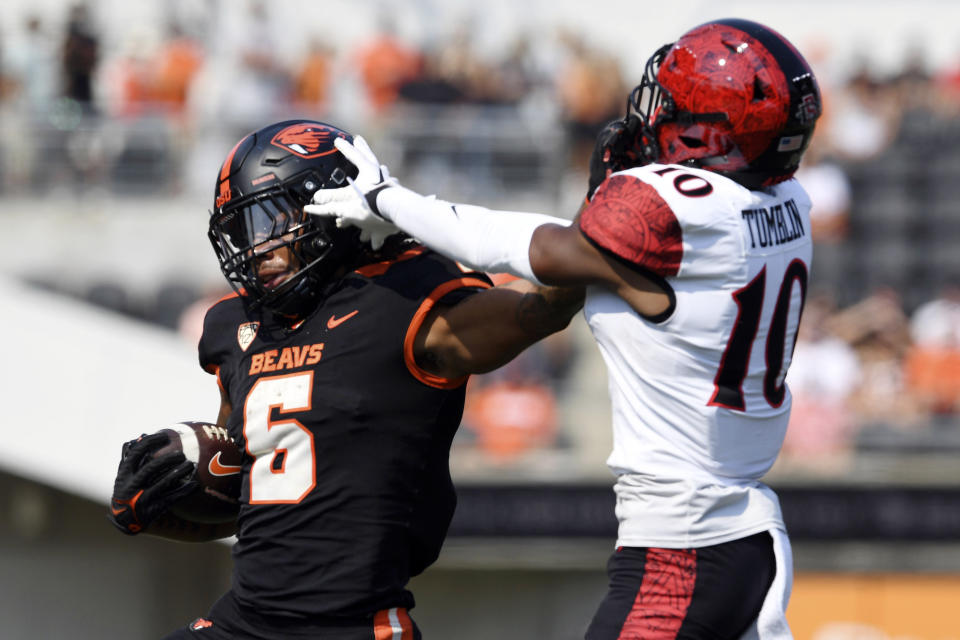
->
<box><xmin>710</xmin><ymin>260</ymin><xmax>808</xmax><ymax>411</ymax></box>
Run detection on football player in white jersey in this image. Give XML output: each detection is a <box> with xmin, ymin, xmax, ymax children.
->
<box><xmin>308</xmin><ymin>18</ymin><xmax>821</xmax><ymax>640</ymax></box>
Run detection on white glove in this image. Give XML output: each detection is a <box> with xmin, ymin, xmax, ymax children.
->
<box><xmin>304</xmin><ymin>136</ymin><xmax>399</xmax><ymax>251</ymax></box>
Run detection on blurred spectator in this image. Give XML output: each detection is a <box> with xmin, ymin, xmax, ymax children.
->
<box><xmin>829</xmin><ymin>290</ymin><xmax>927</xmax><ymax>428</ymax></box>
<box><xmin>822</xmin><ymin>62</ymin><xmax>900</xmax><ymax>161</ymax></box>
<box><xmin>100</xmin><ymin>30</ymin><xmax>154</xmax><ymax>118</ymax></box>
<box><xmin>397</xmin><ymin>48</ymin><xmax>466</xmax><ymax>105</ymax></box>
<box><xmin>795</xmin><ymin>141</ymin><xmax>851</xmax><ymax>242</ymax></box>
<box><xmin>60</xmin><ymin>3</ymin><xmax>100</xmax><ymax>112</ymax></box>
<box><xmin>903</xmin><ymin>284</ymin><xmax>960</xmax><ymax>415</ymax></box>
<box><xmin>462</xmin><ymin>377</ymin><xmax>558</xmax><ymax>460</ymax></box>
<box><xmin>397</xmin><ymin>27</ymin><xmax>530</xmax><ymax>107</ymax></box>
<box><xmin>934</xmin><ymin>51</ymin><xmax>960</xmax><ymax>115</ymax></box>
<box><xmin>904</xmin><ymin>343</ymin><xmax>960</xmax><ymax>416</ymax></box>
<box><xmin>794</xmin><ymin>139</ymin><xmax>852</xmax><ymax>289</ymax></box>
<box><xmin>427</xmin><ymin>22</ymin><xmax>486</xmax><ymax>102</ymax></box>
<box><xmin>100</xmin><ymin>21</ymin><xmax>201</xmax><ymax>120</ymax></box>
<box><xmin>211</xmin><ymin>0</ymin><xmax>291</xmax><ymax>129</ymax></box>
<box><xmin>4</xmin><ymin>15</ymin><xmax>57</xmax><ymax>111</ymax></box>
<box><xmin>890</xmin><ymin>43</ymin><xmax>935</xmax><ymax>113</ymax></box>
<box><xmin>909</xmin><ymin>283</ymin><xmax>960</xmax><ymax>348</ymax></box>
<box><xmin>293</xmin><ymin>38</ymin><xmax>335</xmax><ymax>111</ymax></box>
<box><xmin>493</xmin><ymin>36</ymin><xmax>538</xmax><ymax>105</ymax></box>
<box><xmin>352</xmin><ymin>19</ymin><xmax>422</xmax><ymax>113</ymax></box>
<box><xmin>422</xmin><ymin>26</ymin><xmax>534</xmax><ymax>106</ymax></box>
<box><xmin>555</xmin><ymin>32</ymin><xmax>626</xmax><ymax>164</ymax></box>
<box><xmin>150</xmin><ymin>22</ymin><xmax>203</xmax><ymax>118</ymax></box>
<box><xmin>781</xmin><ymin>294</ymin><xmax>861</xmax><ymax>472</ymax></box>
<box><xmin>1</xmin><ymin>15</ymin><xmax>58</xmax><ymax>189</ymax></box>
<box><xmin>49</xmin><ymin>3</ymin><xmax>109</xmax><ymax>190</ymax></box>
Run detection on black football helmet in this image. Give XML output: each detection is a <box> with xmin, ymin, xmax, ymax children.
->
<box><xmin>209</xmin><ymin>120</ymin><xmax>362</xmax><ymax>317</ymax></box>
<box><xmin>620</xmin><ymin>18</ymin><xmax>822</xmax><ymax>189</ymax></box>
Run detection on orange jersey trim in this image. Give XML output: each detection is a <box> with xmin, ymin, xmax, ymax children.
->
<box><xmin>373</xmin><ymin>607</ymin><xmax>414</xmax><ymax>640</ymax></box>
<box><xmin>403</xmin><ymin>276</ymin><xmax>492</xmax><ymax>389</ymax></box>
<box><xmin>208</xmin><ymin>290</ymin><xmax>243</xmax><ymax>309</ymax></box>
<box><xmin>354</xmin><ymin>246</ymin><xmax>426</xmax><ymax>277</ymax></box>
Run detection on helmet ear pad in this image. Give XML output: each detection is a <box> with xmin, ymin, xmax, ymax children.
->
<box><xmin>298</xmin><ymin>216</ymin><xmax>364</xmax><ymax>275</ymax></box>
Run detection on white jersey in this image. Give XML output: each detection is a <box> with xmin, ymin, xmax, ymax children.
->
<box><xmin>579</xmin><ymin>163</ymin><xmax>812</xmax><ymax>548</ymax></box>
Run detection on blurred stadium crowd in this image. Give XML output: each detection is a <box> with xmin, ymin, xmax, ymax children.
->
<box><xmin>2</xmin><ymin>1</ymin><xmax>960</xmax><ymax>476</ymax></box>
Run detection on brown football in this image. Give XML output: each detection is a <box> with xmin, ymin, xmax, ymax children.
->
<box><xmin>154</xmin><ymin>421</ymin><xmax>243</xmax><ymax>524</ymax></box>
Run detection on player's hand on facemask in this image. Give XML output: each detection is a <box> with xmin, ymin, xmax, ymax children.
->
<box><xmin>305</xmin><ymin>136</ymin><xmax>400</xmax><ymax>250</ymax></box>
<box><xmin>108</xmin><ymin>432</ymin><xmax>197</xmax><ymax>535</ymax></box>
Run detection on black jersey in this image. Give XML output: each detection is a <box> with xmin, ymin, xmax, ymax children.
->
<box><xmin>198</xmin><ymin>247</ymin><xmax>491</xmax><ymax>619</ymax></box>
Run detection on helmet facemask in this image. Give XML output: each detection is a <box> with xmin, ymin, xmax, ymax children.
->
<box><xmin>209</xmin><ymin>168</ymin><xmax>358</xmax><ymax>317</ymax></box>
<box><xmin>622</xmin><ymin>43</ymin><xmax>670</xmax><ymax>167</ymax></box>
<box><xmin>587</xmin><ymin>44</ymin><xmax>677</xmax><ymax>176</ymax></box>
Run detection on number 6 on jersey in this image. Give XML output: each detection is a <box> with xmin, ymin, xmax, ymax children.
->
<box><xmin>244</xmin><ymin>372</ymin><xmax>316</xmax><ymax>503</ymax></box>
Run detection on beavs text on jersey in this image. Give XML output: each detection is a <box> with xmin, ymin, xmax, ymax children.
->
<box><xmin>249</xmin><ymin>343</ymin><xmax>324</xmax><ymax>375</ymax></box>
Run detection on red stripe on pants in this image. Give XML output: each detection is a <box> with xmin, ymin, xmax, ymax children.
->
<box><xmin>618</xmin><ymin>548</ymin><xmax>697</xmax><ymax>639</ymax></box>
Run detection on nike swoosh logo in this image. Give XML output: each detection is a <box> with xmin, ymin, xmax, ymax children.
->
<box><xmin>111</xmin><ymin>505</ymin><xmax>127</xmax><ymax>516</ymax></box>
<box><xmin>208</xmin><ymin>452</ymin><xmax>242</xmax><ymax>476</ymax></box>
<box><xmin>327</xmin><ymin>310</ymin><xmax>359</xmax><ymax>329</ymax></box>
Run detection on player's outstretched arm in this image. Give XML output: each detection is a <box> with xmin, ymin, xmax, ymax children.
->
<box><xmin>307</xmin><ymin>137</ymin><xmax>570</xmax><ymax>284</ymax></box>
<box><xmin>414</xmin><ymin>279</ymin><xmax>585</xmax><ymax>379</ymax></box>
<box><xmin>311</xmin><ymin>137</ymin><xmax>671</xmax><ymax>318</ymax></box>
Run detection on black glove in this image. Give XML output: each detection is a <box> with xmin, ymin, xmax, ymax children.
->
<box><xmin>586</xmin><ymin>116</ymin><xmax>643</xmax><ymax>201</ymax></box>
<box><xmin>108</xmin><ymin>432</ymin><xmax>198</xmax><ymax>535</ymax></box>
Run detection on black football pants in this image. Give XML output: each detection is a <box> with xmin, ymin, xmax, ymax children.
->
<box><xmin>160</xmin><ymin>590</ymin><xmax>422</xmax><ymax>640</ymax></box>
<box><xmin>585</xmin><ymin>531</ymin><xmax>776</xmax><ymax>640</ymax></box>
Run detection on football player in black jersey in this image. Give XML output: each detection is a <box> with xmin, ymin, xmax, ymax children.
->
<box><xmin>107</xmin><ymin>119</ymin><xmax>583</xmax><ymax>640</ymax></box>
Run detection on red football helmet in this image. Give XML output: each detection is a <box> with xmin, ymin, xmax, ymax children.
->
<box><xmin>627</xmin><ymin>18</ymin><xmax>821</xmax><ymax>188</ymax></box>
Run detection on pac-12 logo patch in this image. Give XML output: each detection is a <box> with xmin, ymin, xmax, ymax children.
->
<box><xmin>237</xmin><ymin>322</ymin><xmax>260</xmax><ymax>352</ymax></box>
<box><xmin>270</xmin><ymin>123</ymin><xmax>343</xmax><ymax>158</ymax></box>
